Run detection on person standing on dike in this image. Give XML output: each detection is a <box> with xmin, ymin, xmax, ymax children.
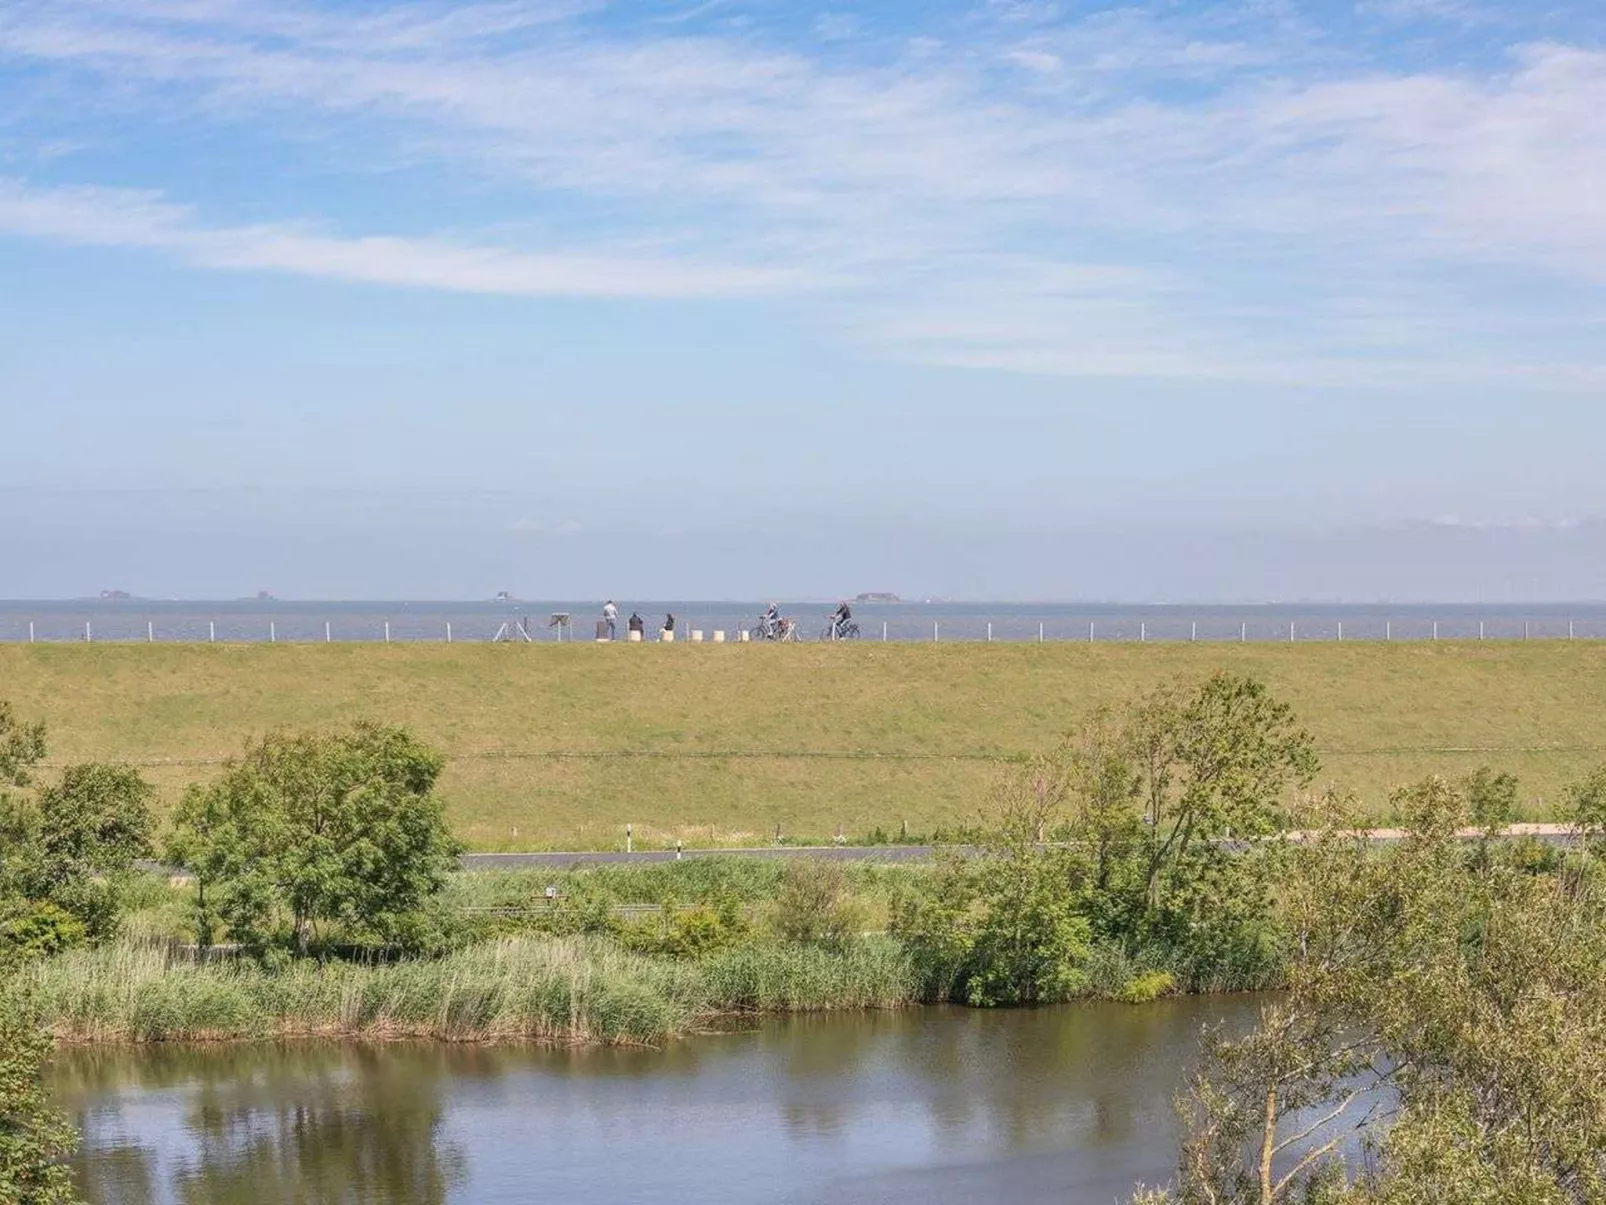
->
<box><xmin>603</xmin><ymin>600</ymin><xmax>618</xmax><ymax>640</ymax></box>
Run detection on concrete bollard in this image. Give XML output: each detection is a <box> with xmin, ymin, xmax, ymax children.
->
<box><xmin>690</xmin><ymin>630</ymin><xmax>704</xmax><ymax>643</ymax></box>
<box><xmin>712</xmin><ymin>630</ymin><xmax>726</xmax><ymax>643</ymax></box>
<box><xmin>738</xmin><ymin>630</ymin><xmax>750</xmax><ymax>642</ymax></box>
<box><xmin>628</xmin><ymin>630</ymin><xmax>643</xmax><ymax>642</ymax></box>
<box><xmin>661</xmin><ymin>630</ymin><xmax>675</xmax><ymax>642</ymax></box>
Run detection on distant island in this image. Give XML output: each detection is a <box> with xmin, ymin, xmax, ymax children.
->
<box><xmin>99</xmin><ymin>589</ymin><xmax>134</xmax><ymax>601</ymax></box>
<box><xmin>855</xmin><ymin>592</ymin><xmax>900</xmax><ymax>603</ymax></box>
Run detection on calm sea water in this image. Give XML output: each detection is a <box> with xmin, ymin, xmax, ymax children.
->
<box><xmin>5</xmin><ymin>599</ymin><xmax>1606</xmax><ymax>643</ymax></box>
<box><xmin>50</xmin><ymin>998</ymin><xmax>1262</xmax><ymax>1205</ymax></box>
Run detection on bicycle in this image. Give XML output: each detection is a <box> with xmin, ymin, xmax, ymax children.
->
<box><xmin>752</xmin><ymin>617</ymin><xmax>801</xmax><ymax>642</ymax></box>
<box><xmin>821</xmin><ymin>618</ymin><xmax>861</xmax><ymax>640</ymax></box>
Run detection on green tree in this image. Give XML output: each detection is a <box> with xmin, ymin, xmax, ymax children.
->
<box><xmin>0</xmin><ymin>1015</ymin><xmax>83</xmax><ymax>1205</ymax></box>
<box><xmin>169</xmin><ymin>723</ymin><xmax>461</xmax><ymax>953</ymax></box>
<box><xmin>1567</xmin><ymin>766</ymin><xmax>1606</xmax><ymax>849</ymax></box>
<box><xmin>1</xmin><ymin>702</ymin><xmax>155</xmax><ymax>948</ymax></box>
<box><xmin>892</xmin><ymin>761</ymin><xmax>1091</xmax><ymax>1006</ymax></box>
<box><xmin>1142</xmin><ymin>775</ymin><xmax>1606</xmax><ymax>1204</ymax></box>
<box><xmin>9</xmin><ymin>764</ymin><xmax>155</xmax><ymax>940</ymax></box>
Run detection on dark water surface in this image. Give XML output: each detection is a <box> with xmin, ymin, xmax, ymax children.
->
<box><xmin>49</xmin><ymin>997</ymin><xmax>1260</xmax><ymax>1205</ymax></box>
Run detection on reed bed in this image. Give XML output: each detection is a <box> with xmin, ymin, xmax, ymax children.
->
<box><xmin>3</xmin><ymin>938</ymin><xmax>708</xmax><ymax>1045</ymax></box>
<box><xmin>2</xmin><ymin>935</ymin><xmax>920</xmax><ymax>1046</ymax></box>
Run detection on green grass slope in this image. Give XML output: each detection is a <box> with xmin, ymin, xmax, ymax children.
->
<box><xmin>2</xmin><ymin>641</ymin><xmax>1602</xmax><ymax>848</ymax></box>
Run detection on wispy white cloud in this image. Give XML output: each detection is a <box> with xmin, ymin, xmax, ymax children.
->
<box><xmin>0</xmin><ymin>0</ymin><xmax>1603</xmax><ymax>384</ymax></box>
<box><xmin>0</xmin><ymin>178</ymin><xmax>805</xmax><ymax>297</ymax></box>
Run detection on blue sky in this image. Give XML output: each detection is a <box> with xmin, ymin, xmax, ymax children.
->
<box><xmin>2</xmin><ymin>0</ymin><xmax>1604</xmax><ymax>599</ymax></box>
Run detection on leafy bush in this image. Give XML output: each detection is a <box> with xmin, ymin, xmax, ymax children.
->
<box><xmin>768</xmin><ymin>862</ymin><xmax>863</xmax><ymax>950</ymax></box>
<box><xmin>1115</xmin><ymin>970</ymin><xmax>1175</xmax><ymax>1004</ymax></box>
<box><xmin>0</xmin><ymin>903</ymin><xmax>88</xmax><ymax>961</ymax></box>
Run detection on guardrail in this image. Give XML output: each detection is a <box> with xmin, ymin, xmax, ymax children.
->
<box><xmin>6</xmin><ymin>616</ymin><xmax>1605</xmax><ymax>644</ymax></box>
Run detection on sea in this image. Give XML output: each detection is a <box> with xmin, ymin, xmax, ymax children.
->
<box><xmin>3</xmin><ymin>599</ymin><xmax>1605</xmax><ymax>643</ymax></box>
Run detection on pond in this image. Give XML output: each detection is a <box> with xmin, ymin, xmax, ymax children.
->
<box><xmin>49</xmin><ymin>996</ymin><xmax>1262</xmax><ymax>1205</ymax></box>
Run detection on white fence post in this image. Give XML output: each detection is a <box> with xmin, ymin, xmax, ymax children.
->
<box><xmin>987</xmin><ymin>622</ymin><xmax>993</xmax><ymax>643</ymax></box>
<box><xmin>933</xmin><ymin>621</ymin><xmax>939</xmax><ymax>643</ymax></box>
<box><xmin>1337</xmin><ymin>621</ymin><xmax>1343</xmax><ymax>642</ymax></box>
<box><xmin>147</xmin><ymin>621</ymin><xmax>154</xmax><ymax>643</ymax></box>
<box><xmin>882</xmin><ymin>621</ymin><xmax>888</xmax><ymax>642</ymax></box>
<box><xmin>1038</xmin><ymin>622</ymin><xmax>1044</xmax><ymax>643</ymax></box>
<box><xmin>1479</xmin><ymin>620</ymin><xmax>1484</xmax><ymax>641</ymax></box>
<box><xmin>1140</xmin><ymin>621</ymin><xmax>1147</xmax><ymax>643</ymax></box>
<box><xmin>1570</xmin><ymin>620</ymin><xmax>1575</xmax><ymax>641</ymax></box>
<box><xmin>1524</xmin><ymin>621</ymin><xmax>1530</xmax><ymax>641</ymax></box>
<box><xmin>1289</xmin><ymin>621</ymin><xmax>1295</xmax><ymax>643</ymax></box>
<box><xmin>85</xmin><ymin>621</ymin><xmax>91</xmax><ymax>643</ymax></box>
<box><xmin>1089</xmin><ymin>621</ymin><xmax>1095</xmax><ymax>643</ymax></box>
<box><xmin>325</xmin><ymin>621</ymin><xmax>332</xmax><ymax>643</ymax></box>
<box><xmin>270</xmin><ymin>622</ymin><xmax>276</xmax><ymax>643</ymax></box>
<box><xmin>1191</xmin><ymin>621</ymin><xmax>1197</xmax><ymax>642</ymax></box>
<box><xmin>446</xmin><ymin>622</ymin><xmax>453</xmax><ymax>643</ymax></box>
<box><xmin>209</xmin><ymin>621</ymin><xmax>216</xmax><ymax>643</ymax></box>
<box><xmin>28</xmin><ymin>621</ymin><xmax>34</xmax><ymax>644</ymax></box>
<box><xmin>1433</xmin><ymin>621</ymin><xmax>1439</xmax><ymax>642</ymax></box>
<box><xmin>385</xmin><ymin>621</ymin><xmax>392</xmax><ymax>644</ymax></box>
<box><xmin>1241</xmin><ymin>622</ymin><xmax>1247</xmax><ymax>643</ymax></box>
<box><xmin>1386</xmin><ymin>621</ymin><xmax>1392</xmax><ymax>641</ymax></box>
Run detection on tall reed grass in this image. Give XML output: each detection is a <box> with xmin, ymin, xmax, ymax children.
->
<box><xmin>2</xmin><ymin>938</ymin><xmax>708</xmax><ymax>1045</ymax></box>
<box><xmin>2</xmin><ymin>934</ymin><xmax>920</xmax><ymax>1046</ymax></box>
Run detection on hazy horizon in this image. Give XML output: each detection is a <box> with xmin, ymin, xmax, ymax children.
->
<box><xmin>4</xmin><ymin>1</ymin><xmax>1603</xmax><ymax>598</ymax></box>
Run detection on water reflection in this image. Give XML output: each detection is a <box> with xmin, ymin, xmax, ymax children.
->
<box><xmin>51</xmin><ymin>997</ymin><xmax>1263</xmax><ymax>1205</ymax></box>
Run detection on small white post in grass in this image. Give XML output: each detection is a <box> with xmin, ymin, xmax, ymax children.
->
<box><xmin>626</xmin><ymin>824</ymin><xmax>633</xmax><ymax>854</ymax></box>
<box><xmin>28</xmin><ymin>621</ymin><xmax>35</xmax><ymax>644</ymax></box>
<box><xmin>270</xmin><ymin>622</ymin><xmax>276</xmax><ymax>644</ymax></box>
<box><xmin>1140</xmin><ymin>621</ymin><xmax>1147</xmax><ymax>643</ymax></box>
<box><xmin>85</xmin><ymin>621</ymin><xmax>91</xmax><ymax>643</ymax></box>
<box><xmin>1337</xmin><ymin>622</ymin><xmax>1343</xmax><ymax>643</ymax></box>
<box><xmin>1524</xmin><ymin>621</ymin><xmax>1530</xmax><ymax>641</ymax></box>
<box><xmin>986</xmin><ymin>622</ymin><xmax>992</xmax><ymax>643</ymax></box>
<box><xmin>1289</xmin><ymin>621</ymin><xmax>1295</xmax><ymax>643</ymax></box>
<box><xmin>1479</xmin><ymin>620</ymin><xmax>1485</xmax><ymax>641</ymax></box>
<box><xmin>675</xmin><ymin>840</ymin><xmax>683</xmax><ymax>861</ymax></box>
<box><xmin>1191</xmin><ymin>621</ymin><xmax>1197</xmax><ymax>642</ymax></box>
<box><xmin>1570</xmin><ymin>620</ymin><xmax>1575</xmax><ymax>641</ymax></box>
<box><xmin>1241</xmin><ymin>622</ymin><xmax>1247</xmax><ymax>643</ymax></box>
<box><xmin>209</xmin><ymin>621</ymin><xmax>216</xmax><ymax>643</ymax></box>
<box><xmin>1433</xmin><ymin>621</ymin><xmax>1439</xmax><ymax>642</ymax></box>
<box><xmin>1039</xmin><ymin>622</ymin><xmax>1044</xmax><ymax>643</ymax></box>
<box><xmin>446</xmin><ymin>622</ymin><xmax>453</xmax><ymax>644</ymax></box>
<box><xmin>325</xmin><ymin>621</ymin><xmax>332</xmax><ymax>643</ymax></box>
<box><xmin>1089</xmin><ymin>621</ymin><xmax>1095</xmax><ymax>643</ymax></box>
<box><xmin>147</xmin><ymin>621</ymin><xmax>154</xmax><ymax>643</ymax></box>
<box><xmin>384</xmin><ymin>621</ymin><xmax>392</xmax><ymax>644</ymax></box>
<box><xmin>1386</xmin><ymin>621</ymin><xmax>1392</xmax><ymax>641</ymax></box>
<box><xmin>882</xmin><ymin>621</ymin><xmax>888</xmax><ymax>642</ymax></box>
<box><xmin>933</xmin><ymin>621</ymin><xmax>939</xmax><ymax>643</ymax></box>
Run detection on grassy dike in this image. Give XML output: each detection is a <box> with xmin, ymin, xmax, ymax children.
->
<box><xmin>4</xmin><ymin>641</ymin><xmax>1605</xmax><ymax>848</ymax></box>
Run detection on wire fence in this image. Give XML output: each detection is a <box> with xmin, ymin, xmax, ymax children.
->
<box><xmin>5</xmin><ymin>611</ymin><xmax>1606</xmax><ymax>644</ymax></box>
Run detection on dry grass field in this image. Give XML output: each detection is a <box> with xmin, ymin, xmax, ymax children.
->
<box><xmin>3</xmin><ymin>641</ymin><xmax>1603</xmax><ymax>849</ymax></box>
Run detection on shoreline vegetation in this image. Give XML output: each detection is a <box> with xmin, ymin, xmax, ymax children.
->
<box><xmin>6</xmin><ymin>642</ymin><xmax>1606</xmax><ymax>849</ymax></box>
<box><xmin>10</xmin><ymin>669</ymin><xmax>1606</xmax><ymax>1199</ymax></box>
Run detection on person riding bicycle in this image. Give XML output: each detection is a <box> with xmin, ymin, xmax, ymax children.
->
<box><xmin>827</xmin><ymin>600</ymin><xmax>852</xmax><ymax>639</ymax></box>
<box><xmin>760</xmin><ymin>602</ymin><xmax>781</xmax><ymax>640</ymax></box>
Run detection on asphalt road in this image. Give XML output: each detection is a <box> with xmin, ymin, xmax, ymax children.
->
<box><xmin>461</xmin><ymin>844</ymin><xmax>946</xmax><ymax>869</ymax></box>
<box><xmin>460</xmin><ymin>824</ymin><xmax>1579</xmax><ymax>869</ymax></box>
<box><xmin>138</xmin><ymin>826</ymin><xmax>1580</xmax><ymax>877</ymax></box>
